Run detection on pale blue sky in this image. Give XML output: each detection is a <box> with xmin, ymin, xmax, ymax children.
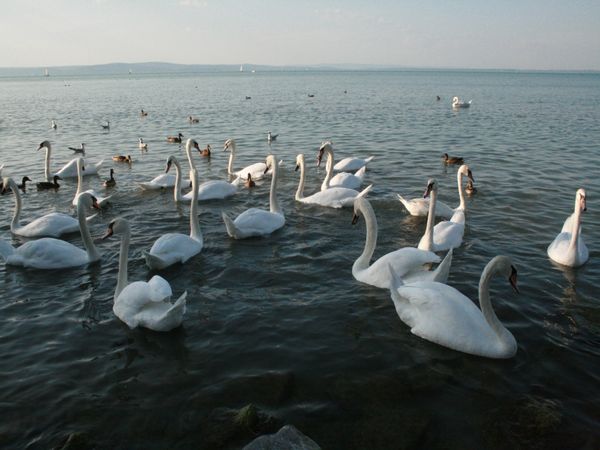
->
<box><xmin>1</xmin><ymin>0</ymin><xmax>599</xmax><ymax>70</ymax></box>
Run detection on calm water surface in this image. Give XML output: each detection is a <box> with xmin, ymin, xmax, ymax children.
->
<box><xmin>0</xmin><ymin>70</ymin><xmax>599</xmax><ymax>449</ymax></box>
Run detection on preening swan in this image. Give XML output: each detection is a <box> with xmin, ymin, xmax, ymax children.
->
<box><xmin>38</xmin><ymin>140</ymin><xmax>103</xmax><ymax>180</ymax></box>
<box><xmin>2</xmin><ymin>177</ymin><xmax>81</xmax><ymax>238</ymax></box>
<box><xmin>295</xmin><ymin>153</ymin><xmax>373</xmax><ymax>208</ymax></box>
<box><xmin>72</xmin><ymin>158</ymin><xmax>112</xmax><ymax>207</ymax></box>
<box><xmin>144</xmin><ymin>168</ymin><xmax>203</xmax><ymax>270</ymax></box>
<box><xmin>452</xmin><ymin>96</ymin><xmax>472</xmax><ymax>108</ymax></box>
<box><xmin>547</xmin><ymin>188</ymin><xmax>588</xmax><ymax>267</ymax></box>
<box><xmin>223</xmin><ymin>139</ymin><xmax>274</xmax><ymax>180</ymax></box>
<box><xmin>351</xmin><ymin>197</ymin><xmax>453</xmax><ymax>289</ymax></box>
<box><xmin>318</xmin><ymin>141</ymin><xmax>365</xmax><ymax>191</ymax></box>
<box><xmin>418</xmin><ymin>170</ymin><xmax>472</xmax><ymax>252</ymax></box>
<box><xmin>222</xmin><ymin>155</ymin><xmax>285</xmax><ymax>239</ymax></box>
<box><xmin>397</xmin><ymin>164</ymin><xmax>473</xmax><ymax>217</ymax></box>
<box><xmin>0</xmin><ymin>193</ymin><xmax>101</xmax><ymax>269</ymax></box>
<box><xmin>103</xmin><ymin>218</ymin><xmax>187</xmax><ymax>332</ymax></box>
<box><xmin>388</xmin><ymin>255</ymin><xmax>519</xmax><ymax>359</ymax></box>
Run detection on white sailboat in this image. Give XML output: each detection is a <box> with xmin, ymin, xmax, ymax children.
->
<box><xmin>240</xmin><ymin>64</ymin><xmax>244</xmax><ymax>72</ymax></box>
<box><xmin>44</xmin><ymin>68</ymin><xmax>49</xmax><ymax>77</ymax></box>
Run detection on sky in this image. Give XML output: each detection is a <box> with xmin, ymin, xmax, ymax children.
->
<box><xmin>1</xmin><ymin>0</ymin><xmax>599</xmax><ymax>70</ymax></box>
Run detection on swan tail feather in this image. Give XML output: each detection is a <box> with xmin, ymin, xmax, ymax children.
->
<box><xmin>221</xmin><ymin>211</ymin><xmax>239</xmax><ymax>239</ymax></box>
<box><xmin>364</xmin><ymin>156</ymin><xmax>374</xmax><ymax>164</ymax></box>
<box><xmin>0</xmin><ymin>240</ymin><xmax>14</xmax><ymax>261</ymax></box>
<box><xmin>143</xmin><ymin>251</ymin><xmax>168</xmax><ymax>270</ymax></box>
<box><xmin>355</xmin><ymin>166</ymin><xmax>367</xmax><ymax>179</ymax></box>
<box><xmin>357</xmin><ymin>184</ymin><xmax>373</xmax><ymax>199</ymax></box>
<box><xmin>432</xmin><ymin>248</ymin><xmax>453</xmax><ymax>284</ymax></box>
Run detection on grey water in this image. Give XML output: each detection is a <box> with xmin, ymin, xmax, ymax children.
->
<box><xmin>0</xmin><ymin>70</ymin><xmax>599</xmax><ymax>449</ymax></box>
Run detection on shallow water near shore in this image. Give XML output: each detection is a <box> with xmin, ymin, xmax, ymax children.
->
<box><xmin>0</xmin><ymin>70</ymin><xmax>599</xmax><ymax>449</ymax></box>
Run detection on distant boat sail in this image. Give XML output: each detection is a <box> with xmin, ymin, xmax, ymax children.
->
<box><xmin>240</xmin><ymin>65</ymin><xmax>244</xmax><ymax>72</ymax></box>
<box><xmin>44</xmin><ymin>68</ymin><xmax>49</xmax><ymax>77</ymax></box>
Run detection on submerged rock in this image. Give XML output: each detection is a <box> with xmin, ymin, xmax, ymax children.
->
<box><xmin>243</xmin><ymin>425</ymin><xmax>321</xmax><ymax>450</ymax></box>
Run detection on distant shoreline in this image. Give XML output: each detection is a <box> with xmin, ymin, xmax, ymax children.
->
<box><xmin>0</xmin><ymin>62</ymin><xmax>598</xmax><ymax>78</ymax></box>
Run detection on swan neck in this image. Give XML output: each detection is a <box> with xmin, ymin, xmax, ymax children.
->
<box><xmin>269</xmin><ymin>161</ymin><xmax>281</xmax><ymax>214</ymax></box>
<box><xmin>189</xmin><ymin>169</ymin><xmax>202</xmax><ymax>241</ymax></box>
<box><xmin>185</xmin><ymin>141</ymin><xmax>196</xmax><ymax>171</ymax></box>
<box><xmin>423</xmin><ymin>189</ymin><xmax>436</xmax><ymax>250</ymax></box>
<box><xmin>172</xmin><ymin>158</ymin><xmax>183</xmax><ymax>202</ymax></box>
<box><xmin>227</xmin><ymin>144</ymin><xmax>235</xmax><ymax>174</ymax></box>
<box><xmin>295</xmin><ymin>158</ymin><xmax>305</xmax><ymax>200</ymax></box>
<box><xmin>320</xmin><ymin>148</ymin><xmax>334</xmax><ymax>190</ymax></box>
<box><xmin>457</xmin><ymin>170</ymin><xmax>466</xmax><ymax>210</ymax></box>
<box><xmin>353</xmin><ymin>201</ymin><xmax>377</xmax><ymax>272</ymax></box>
<box><xmin>568</xmin><ymin>208</ymin><xmax>582</xmax><ymax>250</ymax></box>
<box><xmin>44</xmin><ymin>146</ymin><xmax>51</xmax><ymax>182</ymax></box>
<box><xmin>75</xmin><ymin>161</ymin><xmax>83</xmax><ymax>197</ymax></box>
<box><xmin>478</xmin><ymin>260</ymin><xmax>510</xmax><ymax>341</ymax></box>
<box><xmin>77</xmin><ymin>197</ymin><xmax>100</xmax><ymax>262</ymax></box>
<box><xmin>7</xmin><ymin>179</ymin><xmax>21</xmax><ymax>232</ymax></box>
<box><xmin>115</xmin><ymin>227</ymin><xmax>130</xmax><ymax>300</ymax></box>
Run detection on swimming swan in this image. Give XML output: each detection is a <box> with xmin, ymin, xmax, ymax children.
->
<box><xmin>318</xmin><ymin>141</ymin><xmax>366</xmax><ymax>191</ymax></box>
<box><xmin>0</xmin><ymin>193</ymin><xmax>101</xmax><ymax>269</ymax></box>
<box><xmin>328</xmin><ymin>142</ymin><xmax>374</xmax><ymax>172</ymax></box>
<box><xmin>2</xmin><ymin>176</ymin><xmax>81</xmax><ymax>238</ymax></box>
<box><xmin>418</xmin><ymin>173</ymin><xmax>471</xmax><ymax>252</ymax></box>
<box><xmin>352</xmin><ymin>197</ymin><xmax>452</xmax><ymax>288</ymax></box>
<box><xmin>222</xmin><ymin>155</ymin><xmax>285</xmax><ymax>239</ymax></box>
<box><xmin>547</xmin><ymin>188</ymin><xmax>588</xmax><ymax>267</ymax></box>
<box><xmin>38</xmin><ymin>140</ymin><xmax>103</xmax><ymax>180</ymax></box>
<box><xmin>397</xmin><ymin>164</ymin><xmax>473</xmax><ymax>217</ymax></box>
<box><xmin>138</xmin><ymin>139</ymin><xmax>198</xmax><ymax>190</ymax></box>
<box><xmin>295</xmin><ymin>153</ymin><xmax>372</xmax><ymax>208</ymax></box>
<box><xmin>144</xmin><ymin>168</ymin><xmax>203</xmax><ymax>270</ymax></box>
<box><xmin>103</xmin><ymin>218</ymin><xmax>187</xmax><ymax>331</ymax></box>
<box><xmin>388</xmin><ymin>255</ymin><xmax>519</xmax><ymax>359</ymax></box>
<box><xmin>72</xmin><ymin>158</ymin><xmax>112</xmax><ymax>207</ymax></box>
<box><xmin>223</xmin><ymin>138</ymin><xmax>274</xmax><ymax>180</ymax></box>
<box><xmin>452</xmin><ymin>96</ymin><xmax>472</xmax><ymax>108</ymax></box>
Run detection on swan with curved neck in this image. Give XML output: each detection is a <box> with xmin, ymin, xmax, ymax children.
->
<box><xmin>222</xmin><ymin>155</ymin><xmax>285</xmax><ymax>239</ymax></box>
<box><xmin>2</xmin><ymin>177</ymin><xmax>80</xmax><ymax>238</ymax></box>
<box><xmin>144</xmin><ymin>168</ymin><xmax>203</xmax><ymax>269</ymax></box>
<box><xmin>398</xmin><ymin>165</ymin><xmax>473</xmax><ymax>217</ymax></box>
<box><xmin>0</xmin><ymin>192</ymin><xmax>101</xmax><ymax>269</ymax></box>
<box><xmin>295</xmin><ymin>153</ymin><xmax>372</xmax><ymax>208</ymax></box>
<box><xmin>452</xmin><ymin>96</ymin><xmax>472</xmax><ymax>108</ymax></box>
<box><xmin>318</xmin><ymin>141</ymin><xmax>365</xmax><ymax>191</ymax></box>
<box><xmin>547</xmin><ymin>188</ymin><xmax>588</xmax><ymax>267</ymax></box>
<box><xmin>389</xmin><ymin>255</ymin><xmax>519</xmax><ymax>359</ymax></box>
<box><xmin>223</xmin><ymin>139</ymin><xmax>273</xmax><ymax>180</ymax></box>
<box><xmin>418</xmin><ymin>173</ymin><xmax>470</xmax><ymax>252</ymax></box>
<box><xmin>103</xmin><ymin>218</ymin><xmax>187</xmax><ymax>331</ymax></box>
<box><xmin>352</xmin><ymin>197</ymin><xmax>452</xmax><ymax>288</ymax></box>
<box><xmin>38</xmin><ymin>140</ymin><xmax>103</xmax><ymax>181</ymax></box>
<box><xmin>73</xmin><ymin>158</ymin><xmax>111</xmax><ymax>207</ymax></box>
<box><xmin>181</xmin><ymin>138</ymin><xmax>238</xmax><ymax>202</ymax></box>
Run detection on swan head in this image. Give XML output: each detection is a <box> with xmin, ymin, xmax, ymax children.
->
<box><xmin>165</xmin><ymin>156</ymin><xmax>177</xmax><ymax>173</ymax></box>
<box><xmin>77</xmin><ymin>192</ymin><xmax>100</xmax><ymax>210</ymax></box>
<box><xmin>458</xmin><ymin>164</ymin><xmax>474</xmax><ymax>182</ymax></box>
<box><xmin>452</xmin><ymin>96</ymin><xmax>459</xmax><ymax>104</ymax></box>
<box><xmin>223</xmin><ymin>138</ymin><xmax>236</xmax><ymax>152</ymax></box>
<box><xmin>317</xmin><ymin>141</ymin><xmax>333</xmax><ymax>167</ymax></box>
<box><xmin>423</xmin><ymin>178</ymin><xmax>438</xmax><ymax>198</ymax></box>
<box><xmin>264</xmin><ymin>154</ymin><xmax>276</xmax><ymax>173</ymax></box>
<box><xmin>185</xmin><ymin>138</ymin><xmax>199</xmax><ymax>152</ymax></box>
<box><xmin>576</xmin><ymin>188</ymin><xmax>587</xmax><ymax>212</ymax></box>
<box><xmin>295</xmin><ymin>153</ymin><xmax>305</xmax><ymax>172</ymax></box>
<box><xmin>37</xmin><ymin>140</ymin><xmax>51</xmax><ymax>151</ymax></box>
<box><xmin>488</xmin><ymin>256</ymin><xmax>519</xmax><ymax>294</ymax></box>
<box><xmin>1</xmin><ymin>177</ymin><xmax>13</xmax><ymax>194</ymax></box>
<box><xmin>351</xmin><ymin>197</ymin><xmax>371</xmax><ymax>225</ymax></box>
<box><xmin>102</xmin><ymin>217</ymin><xmax>129</xmax><ymax>240</ymax></box>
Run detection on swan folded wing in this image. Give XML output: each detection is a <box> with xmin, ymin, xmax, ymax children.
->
<box><xmin>234</xmin><ymin>162</ymin><xmax>270</xmax><ymax>180</ymax></box>
<box><xmin>7</xmin><ymin>239</ymin><xmax>88</xmax><ymax>269</ymax></box>
<box><xmin>329</xmin><ymin>172</ymin><xmax>362</xmax><ymax>190</ymax></box>
<box><xmin>394</xmin><ymin>282</ymin><xmax>499</xmax><ymax>355</ymax></box>
<box><xmin>147</xmin><ymin>275</ymin><xmax>174</xmax><ymax>302</ymax></box>
<box><xmin>149</xmin><ymin>233</ymin><xmax>202</xmax><ymax>265</ymax></box>
<box><xmin>233</xmin><ymin>209</ymin><xmax>285</xmax><ymax>236</ymax></box>
<box><xmin>433</xmin><ymin>221</ymin><xmax>464</xmax><ymax>251</ymax></box>
<box><xmin>333</xmin><ymin>156</ymin><xmax>373</xmax><ymax>172</ymax></box>
<box><xmin>134</xmin><ymin>292</ymin><xmax>187</xmax><ymax>332</ymax></box>
<box><xmin>17</xmin><ymin>212</ymin><xmax>79</xmax><ymax>238</ymax></box>
<box><xmin>403</xmin><ymin>248</ymin><xmax>453</xmax><ymax>285</ymax></box>
<box><xmin>363</xmin><ymin>248</ymin><xmax>441</xmax><ymax>289</ymax></box>
<box><xmin>547</xmin><ymin>232</ymin><xmax>588</xmax><ymax>266</ymax></box>
<box><xmin>186</xmin><ymin>180</ymin><xmax>236</xmax><ymax>201</ymax></box>
<box><xmin>560</xmin><ymin>213</ymin><xmax>575</xmax><ymax>234</ymax></box>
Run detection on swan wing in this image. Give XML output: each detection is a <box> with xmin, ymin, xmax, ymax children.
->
<box><xmin>147</xmin><ymin>233</ymin><xmax>202</xmax><ymax>268</ymax></box>
<box><xmin>147</xmin><ymin>275</ymin><xmax>174</xmax><ymax>302</ymax></box>
<box><xmin>185</xmin><ymin>180</ymin><xmax>237</xmax><ymax>201</ymax></box>
<box><xmin>234</xmin><ymin>162</ymin><xmax>270</xmax><ymax>180</ymax></box>
<box><xmin>547</xmin><ymin>232</ymin><xmax>588</xmax><ymax>267</ymax></box>
<box><xmin>433</xmin><ymin>220</ymin><xmax>465</xmax><ymax>251</ymax></box>
<box><xmin>396</xmin><ymin>195</ymin><xmax>453</xmax><ymax>218</ymax></box>
<box><xmin>15</xmin><ymin>212</ymin><xmax>79</xmax><ymax>238</ymax></box>
<box><xmin>232</xmin><ymin>208</ymin><xmax>285</xmax><ymax>238</ymax></box>
<box><xmin>329</xmin><ymin>172</ymin><xmax>362</xmax><ymax>190</ymax></box>
<box><xmin>333</xmin><ymin>156</ymin><xmax>373</xmax><ymax>172</ymax></box>
<box><xmin>4</xmin><ymin>238</ymin><xmax>88</xmax><ymax>269</ymax></box>
<box><xmin>302</xmin><ymin>187</ymin><xmax>359</xmax><ymax>208</ymax></box>
<box><xmin>140</xmin><ymin>173</ymin><xmax>177</xmax><ymax>190</ymax></box>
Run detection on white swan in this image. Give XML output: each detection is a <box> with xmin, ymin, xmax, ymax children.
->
<box><xmin>328</xmin><ymin>142</ymin><xmax>374</xmax><ymax>172</ymax></box>
<box><xmin>222</xmin><ymin>155</ymin><xmax>285</xmax><ymax>239</ymax></box>
<box><xmin>0</xmin><ymin>193</ymin><xmax>101</xmax><ymax>269</ymax></box>
<box><xmin>38</xmin><ymin>140</ymin><xmax>103</xmax><ymax>180</ymax></box>
<box><xmin>388</xmin><ymin>255</ymin><xmax>519</xmax><ymax>359</ymax></box>
<box><xmin>547</xmin><ymin>188</ymin><xmax>588</xmax><ymax>267</ymax></box>
<box><xmin>223</xmin><ymin>138</ymin><xmax>273</xmax><ymax>180</ymax></box>
<box><xmin>397</xmin><ymin>164</ymin><xmax>473</xmax><ymax>217</ymax></box>
<box><xmin>144</xmin><ymin>168</ymin><xmax>203</xmax><ymax>270</ymax></box>
<box><xmin>103</xmin><ymin>218</ymin><xmax>187</xmax><ymax>332</ymax></box>
<box><xmin>318</xmin><ymin>141</ymin><xmax>366</xmax><ymax>191</ymax></box>
<box><xmin>182</xmin><ymin>138</ymin><xmax>238</xmax><ymax>202</ymax></box>
<box><xmin>295</xmin><ymin>154</ymin><xmax>372</xmax><ymax>208</ymax></box>
<box><xmin>452</xmin><ymin>96</ymin><xmax>472</xmax><ymax>108</ymax></box>
<box><xmin>72</xmin><ymin>158</ymin><xmax>112</xmax><ymax>207</ymax></box>
<box><xmin>2</xmin><ymin>177</ymin><xmax>80</xmax><ymax>238</ymax></box>
<box><xmin>418</xmin><ymin>177</ymin><xmax>467</xmax><ymax>252</ymax></box>
<box><xmin>352</xmin><ymin>197</ymin><xmax>453</xmax><ymax>289</ymax></box>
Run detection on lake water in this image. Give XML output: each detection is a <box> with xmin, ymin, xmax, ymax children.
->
<box><xmin>0</xmin><ymin>70</ymin><xmax>599</xmax><ymax>449</ymax></box>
